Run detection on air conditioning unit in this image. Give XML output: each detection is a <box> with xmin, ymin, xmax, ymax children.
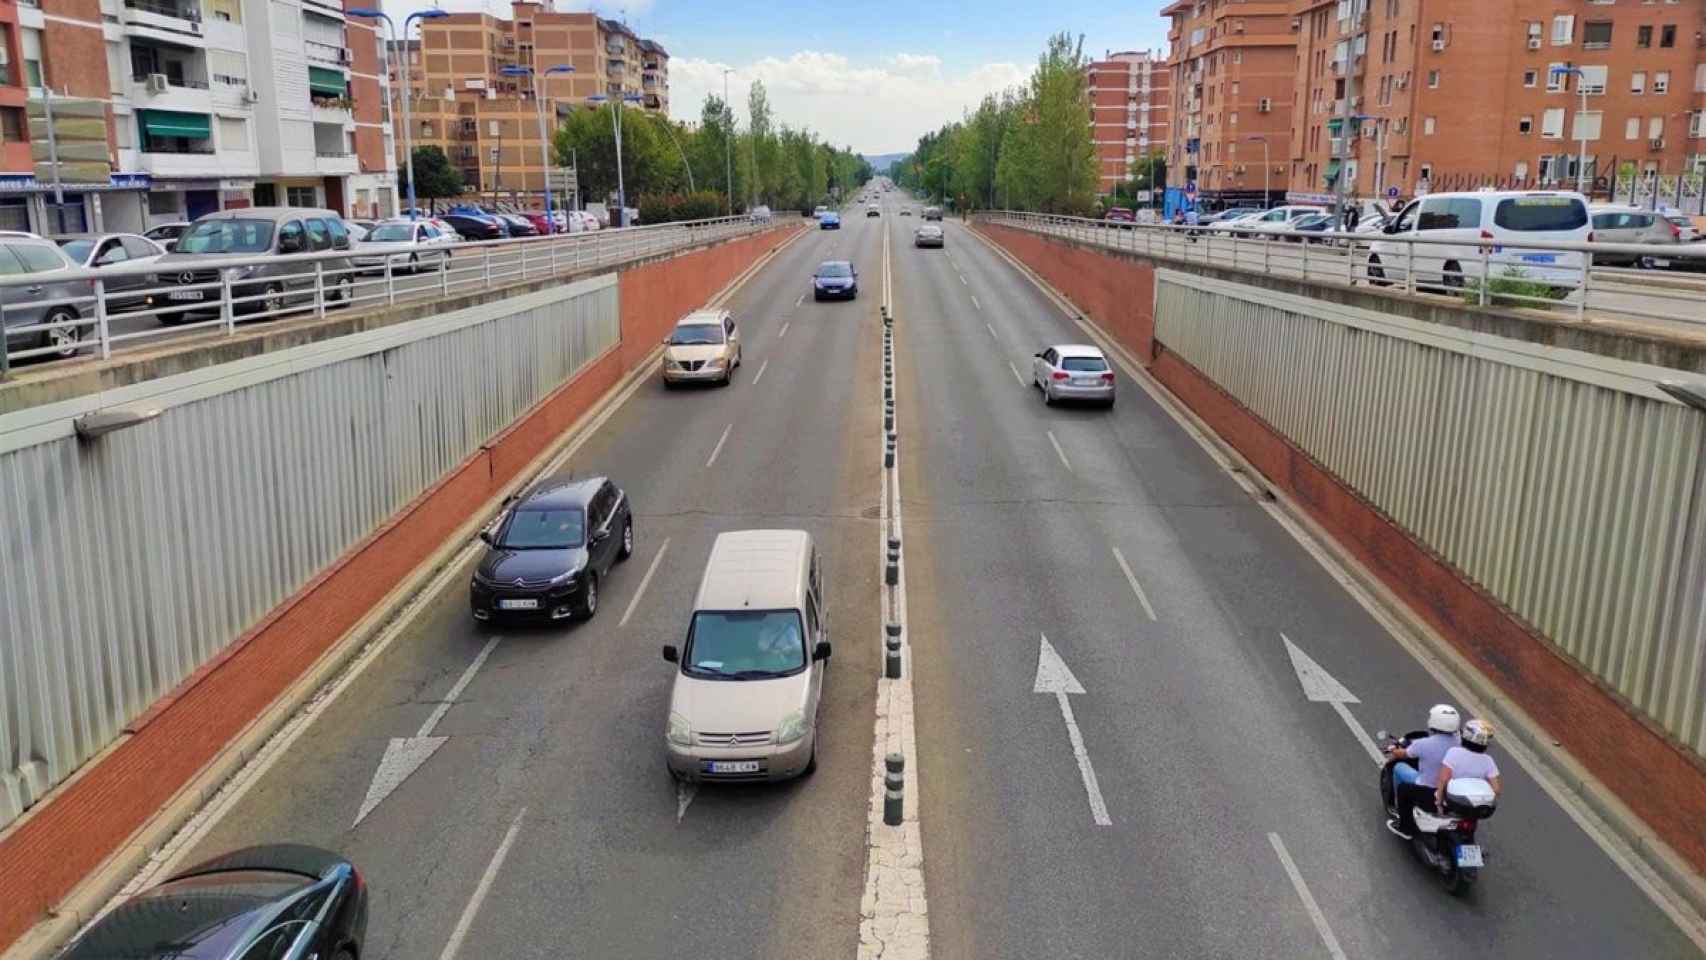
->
<box><xmin>145</xmin><ymin>73</ymin><xmax>169</xmax><ymax>94</ymax></box>
<box><xmin>243</xmin><ymin>86</ymin><xmax>260</xmax><ymax>103</ymax></box>
<box><xmin>1350</xmin><ymin>96</ymin><xmax>1362</xmax><ymax>109</ymax></box>
<box><xmin>1527</xmin><ymin>37</ymin><xmax>1542</xmax><ymax>50</ymax></box>
<box><xmin>1395</xmin><ymin>75</ymin><xmax>1408</xmax><ymax>89</ymax></box>
<box><xmin>188</xmin><ymin>21</ymin><xmax>201</xmax><ymax>34</ymax></box>
<box><xmin>1432</xmin><ymin>39</ymin><xmax>1446</xmax><ymax>51</ymax></box>
<box><xmin>1290</xmin><ymin>18</ymin><xmax>1301</xmax><ymax>30</ymax></box>
<box><xmin>339</xmin><ymin>47</ymin><xmax>353</xmax><ymax>64</ymax></box>
<box><xmin>1650</xmin><ymin>137</ymin><xmax>1665</xmax><ymax>150</ymax></box>
<box><xmin>1258</xmin><ymin>98</ymin><xmax>1272</xmax><ymax>112</ymax></box>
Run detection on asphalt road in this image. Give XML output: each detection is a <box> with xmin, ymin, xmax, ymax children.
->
<box><xmin>891</xmin><ymin>212</ymin><xmax>1703</xmax><ymax>959</ymax></box>
<box><xmin>172</xmin><ymin>210</ymin><xmax>884</xmax><ymax>960</ymax></box>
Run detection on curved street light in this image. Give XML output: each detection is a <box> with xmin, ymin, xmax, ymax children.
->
<box><xmin>587</xmin><ymin>92</ymin><xmax>645</xmax><ymax>227</ymax></box>
<box><xmin>501</xmin><ymin>63</ymin><xmax>573</xmax><ymax>231</ymax></box>
<box><xmin>350</xmin><ymin>7</ymin><xmax>448</xmax><ymax>219</ymax></box>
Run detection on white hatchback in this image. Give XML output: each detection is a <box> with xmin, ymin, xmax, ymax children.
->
<box><xmin>1366</xmin><ymin>190</ymin><xmax>1591</xmax><ymax>289</ymax></box>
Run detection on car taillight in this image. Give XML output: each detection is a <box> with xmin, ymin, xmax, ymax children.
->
<box><xmin>1457</xmin><ymin>820</ymin><xmax>1477</xmax><ymax>833</ymax></box>
<box><xmin>1051</xmin><ymin>371</ymin><xmax>1070</xmax><ymax>381</ymax></box>
<box><xmin>1101</xmin><ymin>372</ymin><xmax>1116</xmax><ymax>383</ymax></box>
<box><xmin>1479</xmin><ymin>230</ymin><xmax>1495</xmax><ymax>241</ymax></box>
<box><xmin>1669</xmin><ymin>221</ymin><xmax>1681</xmax><ymax>239</ymax></box>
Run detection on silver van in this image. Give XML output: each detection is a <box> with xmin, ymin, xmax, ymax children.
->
<box><xmin>146</xmin><ymin>207</ymin><xmax>356</xmax><ymax>323</ymax></box>
<box><xmin>662</xmin><ymin>530</ymin><xmax>830</xmax><ymax>782</ymax></box>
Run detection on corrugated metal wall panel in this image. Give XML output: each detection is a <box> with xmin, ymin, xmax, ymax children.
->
<box><xmin>1155</xmin><ymin>272</ymin><xmax>1706</xmax><ymax>756</ymax></box>
<box><xmin>0</xmin><ymin>280</ymin><xmax>619</xmax><ymax>825</ymax></box>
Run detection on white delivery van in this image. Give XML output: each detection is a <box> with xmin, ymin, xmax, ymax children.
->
<box><xmin>1366</xmin><ymin>190</ymin><xmax>1591</xmax><ymax>290</ymax></box>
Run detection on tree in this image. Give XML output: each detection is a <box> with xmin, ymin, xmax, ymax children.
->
<box><xmin>1028</xmin><ymin>32</ymin><xmax>1099</xmax><ymax>214</ymax></box>
<box><xmin>402</xmin><ymin>145</ymin><xmax>463</xmax><ymax>203</ymax></box>
<box><xmin>554</xmin><ymin>103</ymin><xmax>677</xmax><ymax>208</ymax></box>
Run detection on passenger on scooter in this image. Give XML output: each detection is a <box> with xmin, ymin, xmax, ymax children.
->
<box><xmin>1387</xmin><ymin>703</ymin><xmax>1461</xmax><ymax>838</ymax></box>
<box><xmin>1435</xmin><ymin>719</ymin><xmax>1502</xmax><ymax>812</ymax></box>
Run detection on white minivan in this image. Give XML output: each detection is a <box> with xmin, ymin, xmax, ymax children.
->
<box><xmin>1365</xmin><ymin>190</ymin><xmax>1591</xmax><ymax>290</ymax></box>
<box><xmin>663</xmin><ymin>530</ymin><xmax>830</xmax><ymax>782</ymax></box>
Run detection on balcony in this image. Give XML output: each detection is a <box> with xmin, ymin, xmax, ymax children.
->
<box><xmin>123</xmin><ymin>0</ymin><xmax>207</xmax><ymax>44</ymax></box>
<box><xmin>607</xmin><ymin>60</ymin><xmax>624</xmax><ymax>76</ymax></box>
<box><xmin>305</xmin><ymin>40</ymin><xmax>348</xmax><ymax>67</ymax></box>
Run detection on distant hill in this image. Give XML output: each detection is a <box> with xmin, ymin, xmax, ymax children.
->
<box><xmin>863</xmin><ymin>153</ymin><xmax>908</xmax><ymax>174</ymax></box>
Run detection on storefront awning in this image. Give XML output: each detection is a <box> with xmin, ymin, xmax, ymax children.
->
<box><xmin>308</xmin><ymin>67</ymin><xmax>348</xmax><ymax>97</ymax></box>
<box><xmin>1324</xmin><ymin>159</ymin><xmax>1342</xmax><ymax>184</ymax></box>
<box><xmin>139</xmin><ymin>110</ymin><xmax>211</xmax><ymax>139</ymax></box>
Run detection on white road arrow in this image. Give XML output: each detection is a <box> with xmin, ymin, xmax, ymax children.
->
<box><xmin>1035</xmin><ymin>634</ymin><xmax>1112</xmax><ymax>826</ymax></box>
<box><xmin>1282</xmin><ymin>633</ymin><xmax>1383</xmax><ymax>765</ymax></box>
<box><xmin>354</xmin><ymin>636</ymin><xmax>501</xmax><ymax>826</ymax></box>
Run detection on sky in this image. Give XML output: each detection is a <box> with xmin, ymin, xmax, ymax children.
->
<box><xmin>377</xmin><ymin>0</ymin><xmax>1174</xmax><ymax>155</ymax></box>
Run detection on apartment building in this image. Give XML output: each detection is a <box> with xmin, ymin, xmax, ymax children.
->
<box><xmin>408</xmin><ymin>95</ymin><xmax>570</xmax><ymax>200</ymax></box>
<box><xmin>1289</xmin><ymin>0</ymin><xmax>1706</xmax><ymax>204</ymax></box>
<box><xmin>1087</xmin><ymin>50</ymin><xmax>1170</xmax><ymax>196</ymax></box>
<box><xmin>1163</xmin><ymin>0</ymin><xmax>1298</xmax><ymax>206</ymax></box>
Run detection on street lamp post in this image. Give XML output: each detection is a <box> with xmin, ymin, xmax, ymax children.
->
<box><xmin>1245</xmin><ymin>135</ymin><xmax>1269</xmax><ymax>207</ymax></box>
<box><xmin>587</xmin><ymin>92</ymin><xmax>645</xmax><ymax>227</ymax></box>
<box><xmin>350</xmin><ymin>7</ymin><xmax>447</xmax><ymax>220</ymax></box>
<box><xmin>501</xmin><ymin>63</ymin><xmax>573</xmax><ymax>232</ymax></box>
<box><xmin>1551</xmin><ymin>66</ymin><xmax>1590</xmax><ymax>194</ymax></box>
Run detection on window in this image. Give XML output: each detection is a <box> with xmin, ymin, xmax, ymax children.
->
<box><xmin>1577</xmin><ymin>65</ymin><xmax>1607</xmax><ymax>94</ymax></box>
<box><xmin>1427</xmin><ymin>69</ymin><xmax>1439</xmax><ymax>87</ymax></box>
<box><xmin>1229</xmin><ymin>112</ymin><xmax>1238</xmax><ymax>125</ymax></box>
<box><xmin>1572</xmin><ymin>110</ymin><xmax>1603</xmax><ymax>140</ymax></box>
<box><xmin>1546</xmin><ymin>63</ymin><xmax>1566</xmax><ymax>90</ymax></box>
<box><xmin>1527</xmin><ymin>22</ymin><xmax>1542</xmax><ymax>45</ymax></box>
<box><xmin>21</xmin><ymin>27</ymin><xmax>43</xmax><ymax>89</ymax></box>
<box><xmin>1523</xmin><ymin>69</ymin><xmax>1537</xmax><ymax>87</ymax></box>
<box><xmin>1495</xmin><ymin>196</ymin><xmax>1588</xmax><ymax>230</ymax></box>
<box><xmin>1519</xmin><ymin>115</ymin><xmax>1533</xmax><ymax>134</ymax></box>
<box><xmin>1660</xmin><ymin>24</ymin><xmax>1675</xmax><ymax>47</ymax></box>
<box><xmin>1551</xmin><ymin>15</ymin><xmax>1574</xmax><ymax>44</ymax></box>
<box><xmin>1418</xmin><ymin>163</ymin><xmax>1432</xmax><ymax>183</ymax></box>
<box><xmin>1232</xmin><ymin>50</ymin><xmax>1241</xmax><ymax>64</ymax></box>
<box><xmin>1582</xmin><ymin>22</ymin><xmax>1612</xmax><ymax>48</ymax></box>
<box><xmin>210</xmin><ymin>50</ymin><xmax>247</xmax><ymax>87</ymax></box>
<box><xmin>286</xmin><ymin>186</ymin><xmax>317</xmax><ymax>207</ymax></box>
<box><xmin>1631</xmin><ymin>70</ymin><xmax>1646</xmax><ymax>93</ymax></box>
<box><xmin>1541</xmin><ymin>107</ymin><xmax>1566</xmax><ymax>138</ymax></box>
<box><xmin>1418</xmin><ymin>197</ymin><xmax>1481</xmax><ymax>230</ymax></box>
<box><xmin>1648</xmin><ymin>116</ymin><xmax>1663</xmax><ymax>138</ymax></box>
<box><xmin>1423</xmin><ymin>115</ymin><xmax>1436</xmax><ymax>134</ymax></box>
<box><xmin>15</xmin><ymin>243</ymin><xmax>68</xmax><ymax>272</ymax></box>
<box><xmin>498</xmin><ymin>507</ymin><xmax>584</xmax><ymax>548</ymax></box>
<box><xmin>1637</xmin><ymin>25</ymin><xmax>1652</xmax><ymax>47</ymax></box>
<box><xmin>1514</xmin><ymin>161</ymin><xmax>1529</xmax><ymax>180</ymax></box>
<box><xmin>1693</xmin><ymin>111</ymin><xmax>1706</xmax><ymax>138</ymax></box>
<box><xmin>1626</xmin><ymin>116</ymin><xmax>1642</xmax><ymax>139</ymax></box>
<box><xmin>147</xmin><ymin>191</ymin><xmax>180</xmax><ymax>216</ymax></box>
<box><xmin>0</xmin><ymin>107</ymin><xmax>22</xmax><ymax>143</ymax></box>
<box><xmin>1654</xmin><ymin>70</ymin><xmax>1669</xmax><ymax>93</ymax></box>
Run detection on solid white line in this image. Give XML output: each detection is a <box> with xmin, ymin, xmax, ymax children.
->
<box><xmin>1109</xmin><ymin>547</ymin><xmax>1158</xmax><ymax>622</ymax></box>
<box><xmin>1009</xmin><ymin>361</ymin><xmax>1027</xmax><ymax>387</ymax></box>
<box><xmin>778</xmin><ymin>320</ymin><xmax>790</xmax><ymax>338</ymax></box>
<box><xmin>618</xmin><ymin>538</ymin><xmax>670</xmax><ymax>628</ymax></box>
<box><xmin>1267</xmin><ymin>833</ymin><xmax>1350</xmax><ymax>960</ymax></box>
<box><xmin>752</xmin><ymin>357</ymin><xmax>771</xmax><ymax>385</ymax></box>
<box><xmin>985</xmin><ymin>322</ymin><xmax>998</xmax><ymax>341</ymax></box>
<box><xmin>438</xmin><ymin>808</ymin><xmax>528</xmax><ymax>960</ymax></box>
<box><xmin>418</xmin><ymin>636</ymin><xmax>500</xmax><ymax>737</ymax></box>
<box><xmin>1047</xmin><ymin>430</ymin><xmax>1072</xmax><ymax>472</ymax></box>
<box><xmin>1331</xmin><ymin>700</ymin><xmax>1386</xmax><ymax>766</ymax></box>
<box><xmin>1056</xmin><ymin>691</ymin><xmax>1113</xmax><ymax>827</ymax></box>
<box><xmin>705</xmin><ymin>423</ymin><xmax>733</xmax><ymax>468</ymax></box>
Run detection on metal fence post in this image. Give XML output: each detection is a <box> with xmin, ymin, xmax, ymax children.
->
<box><xmin>1479</xmin><ymin>244</ymin><xmax>1491</xmax><ymax>307</ymax></box>
<box><xmin>93</xmin><ymin>278</ymin><xmax>111</xmax><ymax>360</ymax></box>
<box><xmin>1578</xmin><ymin>257</ymin><xmax>1591</xmax><ymax>321</ymax></box>
<box><xmin>550</xmin><ymin>236</ymin><xmax>559</xmax><ymax>276</ymax></box>
<box><xmin>1405</xmin><ymin>240</ymin><xmax>1416</xmax><ymax>296</ymax></box>
<box><xmin>483</xmin><ymin>246</ymin><xmax>492</xmax><ymax>289</ymax></box>
<box><xmin>384</xmin><ymin>255</ymin><xmax>396</xmax><ymax>305</ymax></box>
<box><xmin>221</xmin><ymin>273</ymin><xmax>235</xmax><ymax>336</ymax></box>
<box><xmin>313</xmin><ymin>260</ymin><xmax>326</xmax><ymax>318</ymax></box>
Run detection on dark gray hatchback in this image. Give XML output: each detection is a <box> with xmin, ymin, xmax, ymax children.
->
<box><xmin>146</xmin><ymin>208</ymin><xmax>356</xmax><ymax>324</ymax></box>
<box><xmin>470</xmin><ymin>475</ymin><xmax>634</xmax><ymax>623</ymax></box>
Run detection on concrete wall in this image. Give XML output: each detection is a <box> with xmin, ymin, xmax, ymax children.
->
<box><xmin>975</xmin><ymin>220</ymin><xmax>1706</xmax><ymax>878</ymax></box>
<box><xmin>0</xmin><ymin>223</ymin><xmax>802</xmax><ymax>952</ymax></box>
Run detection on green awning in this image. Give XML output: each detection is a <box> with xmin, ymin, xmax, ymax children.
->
<box><xmin>139</xmin><ymin>109</ymin><xmax>210</xmax><ymax>139</ymax></box>
<box><xmin>1325</xmin><ymin>117</ymin><xmax>1344</xmax><ymax>134</ymax></box>
<box><xmin>308</xmin><ymin>66</ymin><xmax>348</xmax><ymax>96</ymax></box>
<box><xmin>1324</xmin><ymin>159</ymin><xmax>1342</xmax><ymax>183</ymax></box>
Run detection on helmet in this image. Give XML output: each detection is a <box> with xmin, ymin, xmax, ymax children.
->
<box><xmin>1462</xmin><ymin>718</ymin><xmax>1494</xmax><ymax>747</ymax></box>
<box><xmin>1427</xmin><ymin>704</ymin><xmax>1461</xmax><ymax>734</ymax></box>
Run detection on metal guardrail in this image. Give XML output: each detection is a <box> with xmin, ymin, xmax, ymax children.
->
<box><xmin>980</xmin><ymin>210</ymin><xmax>1706</xmax><ymax>330</ymax></box>
<box><xmin>0</xmin><ymin>214</ymin><xmax>776</xmax><ymax>377</ymax></box>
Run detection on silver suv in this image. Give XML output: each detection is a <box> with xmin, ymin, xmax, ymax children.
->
<box><xmin>0</xmin><ymin>237</ymin><xmax>92</xmax><ymax>361</ymax></box>
<box><xmin>147</xmin><ymin>207</ymin><xmax>356</xmax><ymax>324</ymax></box>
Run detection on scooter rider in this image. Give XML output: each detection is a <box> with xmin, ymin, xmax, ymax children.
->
<box><xmin>1387</xmin><ymin>704</ymin><xmax>1461</xmax><ymax>838</ymax></box>
<box><xmin>1435</xmin><ymin>719</ymin><xmax>1502</xmax><ymax>812</ymax></box>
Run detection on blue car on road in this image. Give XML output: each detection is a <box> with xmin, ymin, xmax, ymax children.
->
<box><xmin>818</xmin><ymin>211</ymin><xmax>841</xmax><ymax>230</ymax></box>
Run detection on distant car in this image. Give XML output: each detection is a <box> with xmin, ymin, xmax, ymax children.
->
<box><xmin>1201</xmin><ymin>207</ymin><xmax>1264</xmax><ymax>226</ymax></box>
<box><xmin>900</xmin><ymin>208</ymin><xmax>913</xmax><ymax>217</ymax></box>
<box><xmin>1033</xmin><ymin>344</ymin><xmax>1115</xmax><ymax>408</ymax></box>
<box><xmin>1282</xmin><ymin>213</ymin><xmax>1336</xmax><ymax>243</ymax></box>
<box><xmin>866</xmin><ymin>203</ymin><xmax>880</xmax><ymax>217</ymax></box>
<box><xmin>53</xmin><ymin>232</ymin><xmax>166</xmax><ymax>314</ymax></box>
<box><xmin>441</xmin><ymin>213</ymin><xmax>504</xmax><ymax>240</ymax></box>
<box><xmin>1589</xmin><ymin>204</ymin><xmax>1680</xmax><ymax>267</ymax></box>
<box><xmin>498</xmin><ymin>213</ymin><xmax>539</xmax><ymax>237</ymax></box>
<box><xmin>0</xmin><ymin>237</ymin><xmax>90</xmax><ymax>359</ymax></box>
<box><xmin>470</xmin><ymin>475</ymin><xmax>633</xmax><ymax>623</ymax></box>
<box><xmin>661</xmin><ymin>308</ymin><xmax>742</xmax><ymax>387</ymax></box>
<box><xmin>147</xmin><ymin>207</ymin><xmax>356</xmax><ymax>323</ymax></box>
<box><xmin>914</xmin><ymin>224</ymin><xmax>944</xmax><ymax>248</ymax></box>
<box><xmin>812</xmin><ymin>259</ymin><xmax>858</xmax><ymax>300</ymax></box>
<box><xmin>750</xmin><ymin>204</ymin><xmax>773</xmax><ymax>223</ymax></box>
<box><xmin>1104</xmin><ymin>207</ymin><xmax>1136</xmax><ymax>224</ymax></box>
<box><xmin>59</xmin><ymin>845</ymin><xmax>367</xmax><ymax>960</ymax></box>
<box><xmin>922</xmin><ymin>206</ymin><xmax>943</xmax><ymax>221</ymax></box>
<box><xmin>1662</xmin><ymin>213</ymin><xmax>1699</xmax><ymax>244</ymax></box>
<box><xmin>813</xmin><ymin>205</ymin><xmax>829</xmax><ymax>218</ymax></box>
<box><xmin>818</xmin><ymin>211</ymin><xmax>841</xmax><ymax>230</ymax></box>
<box><xmin>142</xmin><ymin>221</ymin><xmax>191</xmax><ymax>251</ymax></box>
<box><xmin>353</xmin><ymin>219</ymin><xmax>454</xmax><ymax>274</ymax></box>
<box><xmin>1223</xmin><ymin>205</ymin><xmax>1327</xmax><ymax>238</ymax></box>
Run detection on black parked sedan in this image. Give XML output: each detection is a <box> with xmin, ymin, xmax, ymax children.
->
<box><xmin>470</xmin><ymin>475</ymin><xmax>633</xmax><ymax>623</ymax></box>
<box><xmin>61</xmin><ymin>845</ymin><xmax>367</xmax><ymax>960</ymax></box>
<box><xmin>441</xmin><ymin>214</ymin><xmax>504</xmax><ymax>240</ymax></box>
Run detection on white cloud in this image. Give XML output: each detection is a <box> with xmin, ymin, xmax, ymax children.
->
<box><xmin>669</xmin><ymin>51</ymin><xmax>1027</xmax><ymax>155</ymax></box>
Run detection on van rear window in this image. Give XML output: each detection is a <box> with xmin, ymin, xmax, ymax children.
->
<box><xmin>1494</xmin><ymin>197</ymin><xmax>1587</xmax><ymax>231</ymax></box>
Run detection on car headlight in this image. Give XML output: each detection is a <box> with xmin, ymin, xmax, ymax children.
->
<box><xmin>663</xmin><ymin>357</ymin><xmax>681</xmax><ymax>370</ymax></box>
<box><xmin>667</xmin><ymin>713</ymin><xmax>694</xmax><ymax>746</ymax></box>
<box><xmin>774</xmin><ymin>710</ymin><xmax>808</xmax><ymax>745</ymax></box>
<box><xmin>706</xmin><ymin>356</ymin><xmax>726</xmax><ymax>368</ymax></box>
<box><xmin>549</xmin><ymin>567</ymin><xmax>577</xmax><ymax>585</ymax></box>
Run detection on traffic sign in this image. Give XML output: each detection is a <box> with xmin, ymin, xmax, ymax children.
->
<box><xmin>1185</xmin><ymin>180</ymin><xmax>1198</xmax><ymax>196</ymax></box>
<box><xmin>1386</xmin><ymin>186</ymin><xmax>1399</xmax><ymax>199</ymax></box>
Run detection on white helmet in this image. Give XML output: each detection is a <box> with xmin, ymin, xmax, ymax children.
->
<box><xmin>1427</xmin><ymin>704</ymin><xmax>1461</xmax><ymax>734</ymax></box>
<box><xmin>1462</xmin><ymin>718</ymin><xmax>1494</xmax><ymax>747</ymax></box>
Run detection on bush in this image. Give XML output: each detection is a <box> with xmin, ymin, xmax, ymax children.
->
<box><xmin>1461</xmin><ymin>269</ymin><xmax>1567</xmax><ymax>309</ymax></box>
<box><xmin>635</xmin><ymin>191</ymin><xmax>729</xmax><ymax>224</ymax></box>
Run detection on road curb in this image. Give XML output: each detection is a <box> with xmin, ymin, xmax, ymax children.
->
<box><xmin>964</xmin><ymin>220</ymin><xmax>1706</xmax><ymax>939</ymax></box>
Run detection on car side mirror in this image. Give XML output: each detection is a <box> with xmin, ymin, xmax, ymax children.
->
<box><xmin>662</xmin><ymin>644</ymin><xmax>679</xmax><ymax>663</ymax></box>
<box><xmin>813</xmin><ymin>640</ymin><xmax>832</xmax><ymax>661</ymax></box>
<box><xmin>478</xmin><ymin>529</ymin><xmax>495</xmax><ymax>546</ymax></box>
<box><xmin>1033</xmin><ymin>352</ymin><xmax>1043</xmax><ymax>359</ymax></box>
<box><xmin>661</xmin><ymin>337</ymin><xmax>670</xmax><ymax>346</ymax></box>
<box><xmin>591</xmin><ymin>528</ymin><xmax>609</xmax><ymax>544</ymax></box>
<box><xmin>279</xmin><ymin>234</ymin><xmax>304</xmax><ymax>253</ymax></box>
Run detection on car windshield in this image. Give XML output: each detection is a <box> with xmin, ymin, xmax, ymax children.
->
<box><xmin>818</xmin><ymin>263</ymin><xmax>852</xmax><ymax>278</ymax></box>
<box><xmin>1061</xmin><ymin>356</ymin><xmax>1108</xmax><ymax>372</ymax></box>
<box><xmin>1494</xmin><ymin>197</ymin><xmax>1587</xmax><ymax>231</ymax></box>
<box><xmin>369</xmin><ymin>224</ymin><xmax>415</xmax><ymax>242</ymax></box>
<box><xmin>58</xmin><ymin>240</ymin><xmax>94</xmax><ymax>263</ymax></box>
<box><xmin>683</xmin><ymin>610</ymin><xmax>806</xmax><ymax>679</ymax></box>
<box><xmin>178</xmin><ymin>219</ymin><xmax>275</xmax><ymax>254</ymax></box>
<box><xmin>498</xmin><ymin>508</ymin><xmax>585</xmax><ymax>549</ymax></box>
<box><xmin>670</xmin><ymin>323</ymin><xmax>724</xmax><ymax>345</ymax></box>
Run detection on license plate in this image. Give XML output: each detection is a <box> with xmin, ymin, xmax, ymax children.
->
<box><xmin>1073</xmin><ymin>378</ymin><xmax>1100</xmax><ymax>386</ymax></box>
<box><xmin>1650</xmin><ymin>259</ymin><xmax>1671</xmax><ymax>268</ymax></box>
<box><xmin>708</xmin><ymin>760</ymin><xmax>760</xmax><ymax>774</ymax></box>
<box><xmin>167</xmin><ymin>291</ymin><xmax>204</xmax><ymax>301</ymax></box>
<box><xmin>497</xmin><ymin>598</ymin><xmax>538</xmax><ymax>610</ymax></box>
<box><xmin>1455</xmin><ymin>844</ymin><xmax>1484</xmax><ymax>868</ymax></box>
<box><xmin>1519</xmin><ymin>254</ymin><xmax>1556</xmax><ymax>264</ymax></box>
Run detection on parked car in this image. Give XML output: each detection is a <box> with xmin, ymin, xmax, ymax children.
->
<box><xmin>1367</xmin><ymin>190</ymin><xmax>1592</xmax><ymax>291</ymax></box>
<box><xmin>499</xmin><ymin>213</ymin><xmax>539</xmax><ymax>237</ymax></box>
<box><xmin>348</xmin><ymin>218</ymin><xmax>378</xmax><ymax>233</ymax></box>
<box><xmin>663</xmin><ymin>529</ymin><xmax>831</xmax><ymax>782</ymax></box>
<box><xmin>1104</xmin><ymin>207</ymin><xmax>1136</xmax><ymax>224</ymax></box>
<box><xmin>818</xmin><ymin>211</ymin><xmax>842</xmax><ymax>230</ymax></box>
<box><xmin>1218</xmin><ymin>205</ymin><xmax>1326</xmax><ymax>238</ymax></box>
<box><xmin>1662</xmin><ymin>213</ymin><xmax>1700</xmax><ymax>244</ymax></box>
<box><xmin>142</xmin><ymin>221</ymin><xmax>192</xmax><ymax>251</ymax></box>
<box><xmin>1201</xmin><ymin>207</ymin><xmax>1265</xmax><ymax>225</ymax></box>
<box><xmin>59</xmin><ymin>844</ymin><xmax>367</xmax><ymax>960</ymax></box>
<box><xmin>342</xmin><ymin>221</ymin><xmax>371</xmax><ymax>243</ymax></box>
<box><xmin>441</xmin><ymin>213</ymin><xmax>504</xmax><ymax>240</ymax></box>
<box><xmin>1282</xmin><ymin>213</ymin><xmax>1337</xmax><ymax>243</ymax></box>
<box><xmin>353</xmin><ymin>219</ymin><xmax>455</xmax><ymax>274</ymax></box>
<box><xmin>661</xmin><ymin>308</ymin><xmax>742</xmax><ymax>387</ymax></box>
<box><xmin>53</xmin><ymin>232</ymin><xmax>166</xmax><ymax>314</ymax></box>
<box><xmin>812</xmin><ymin>260</ymin><xmax>858</xmax><ymax>300</ymax></box>
<box><xmin>1588</xmin><ymin>203</ymin><xmax>1680</xmax><ymax>267</ymax></box>
<box><xmin>470</xmin><ymin>475</ymin><xmax>633</xmax><ymax>623</ymax></box>
<box><xmin>922</xmin><ymin>206</ymin><xmax>943</xmax><ymax>221</ymax></box>
<box><xmin>914</xmin><ymin>224</ymin><xmax>944</xmax><ymax>248</ymax></box>
<box><xmin>0</xmin><ymin>237</ymin><xmax>90</xmax><ymax>359</ymax></box>
<box><xmin>566</xmin><ymin>210</ymin><xmax>602</xmax><ymax>233</ymax></box>
<box><xmin>423</xmin><ymin>216</ymin><xmax>463</xmax><ymax>242</ymax></box>
<box><xmin>147</xmin><ymin>207</ymin><xmax>357</xmax><ymax>323</ymax></box>
<box><xmin>515</xmin><ymin>211</ymin><xmax>553</xmax><ymax>235</ymax></box>
<box><xmin>1033</xmin><ymin>343</ymin><xmax>1115</xmax><ymax>408</ymax></box>
<box><xmin>750</xmin><ymin>204</ymin><xmax>773</xmax><ymax>223</ymax></box>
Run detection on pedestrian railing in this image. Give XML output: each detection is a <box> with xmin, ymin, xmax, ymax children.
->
<box><xmin>978</xmin><ymin>210</ymin><xmax>1706</xmax><ymax>331</ymax></box>
<box><xmin>0</xmin><ymin>214</ymin><xmax>780</xmax><ymax>377</ymax></box>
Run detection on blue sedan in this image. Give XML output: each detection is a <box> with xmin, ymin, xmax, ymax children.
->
<box><xmin>818</xmin><ymin>211</ymin><xmax>841</xmax><ymax>230</ymax></box>
<box><xmin>812</xmin><ymin>260</ymin><xmax>858</xmax><ymax>300</ymax></box>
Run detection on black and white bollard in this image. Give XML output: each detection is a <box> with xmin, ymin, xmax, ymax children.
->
<box><xmin>886</xmin><ymin>544</ymin><xmax>900</xmax><ymax>585</ymax></box>
<box><xmin>885</xmin><ymin>622</ymin><xmax>903</xmax><ymax>679</ymax></box>
<box><xmin>884</xmin><ymin>752</ymin><xmax>905</xmax><ymax>826</ymax></box>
